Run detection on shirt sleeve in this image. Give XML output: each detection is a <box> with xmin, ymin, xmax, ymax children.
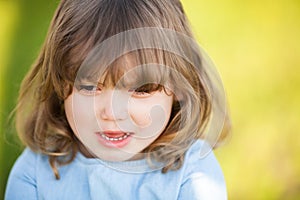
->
<box><xmin>178</xmin><ymin>172</ymin><xmax>227</xmax><ymax>200</ymax></box>
<box><xmin>178</xmin><ymin>141</ymin><xmax>227</xmax><ymax>200</ymax></box>
<box><xmin>5</xmin><ymin>148</ymin><xmax>38</xmax><ymax>200</ymax></box>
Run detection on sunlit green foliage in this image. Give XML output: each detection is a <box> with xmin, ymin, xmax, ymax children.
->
<box><xmin>183</xmin><ymin>0</ymin><xmax>300</xmax><ymax>199</ymax></box>
<box><xmin>1</xmin><ymin>0</ymin><xmax>299</xmax><ymax>199</ymax></box>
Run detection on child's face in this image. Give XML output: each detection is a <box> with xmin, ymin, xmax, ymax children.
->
<box><xmin>64</xmin><ymin>83</ymin><xmax>173</xmax><ymax>161</ymax></box>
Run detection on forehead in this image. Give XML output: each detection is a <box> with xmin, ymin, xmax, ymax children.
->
<box><xmin>76</xmin><ymin>50</ymin><xmax>172</xmax><ymax>87</ymax></box>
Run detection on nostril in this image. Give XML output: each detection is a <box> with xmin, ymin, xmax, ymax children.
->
<box><xmin>100</xmin><ymin>111</ymin><xmax>128</xmax><ymax>121</ymax></box>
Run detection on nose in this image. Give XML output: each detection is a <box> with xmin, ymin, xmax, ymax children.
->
<box><xmin>97</xmin><ymin>89</ymin><xmax>128</xmax><ymax>121</ymax></box>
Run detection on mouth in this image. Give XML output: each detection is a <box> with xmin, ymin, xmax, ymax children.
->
<box><xmin>95</xmin><ymin>131</ymin><xmax>133</xmax><ymax>148</ymax></box>
<box><xmin>99</xmin><ymin>132</ymin><xmax>131</xmax><ymax>141</ymax></box>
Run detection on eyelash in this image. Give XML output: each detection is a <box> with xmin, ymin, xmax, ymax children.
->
<box><xmin>77</xmin><ymin>85</ymin><xmax>152</xmax><ymax>97</ymax></box>
<box><xmin>128</xmin><ymin>89</ymin><xmax>151</xmax><ymax>97</ymax></box>
<box><xmin>78</xmin><ymin>85</ymin><xmax>102</xmax><ymax>95</ymax></box>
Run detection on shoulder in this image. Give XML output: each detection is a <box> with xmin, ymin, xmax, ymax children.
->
<box><xmin>5</xmin><ymin>148</ymin><xmax>44</xmax><ymax>199</ymax></box>
<box><xmin>8</xmin><ymin>148</ymin><xmax>40</xmax><ymax>179</ymax></box>
<box><xmin>178</xmin><ymin>140</ymin><xmax>227</xmax><ymax>200</ymax></box>
<box><xmin>184</xmin><ymin>140</ymin><xmax>224</xmax><ymax>175</ymax></box>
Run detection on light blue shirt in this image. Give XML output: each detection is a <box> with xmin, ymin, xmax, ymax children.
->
<box><xmin>5</xmin><ymin>140</ymin><xmax>227</xmax><ymax>199</ymax></box>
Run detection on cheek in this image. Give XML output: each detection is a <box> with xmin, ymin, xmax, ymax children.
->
<box><xmin>128</xmin><ymin>100</ymin><xmax>152</xmax><ymax>127</ymax></box>
<box><xmin>128</xmin><ymin>97</ymin><xmax>173</xmax><ymax>128</ymax></box>
<box><xmin>64</xmin><ymin>93</ymin><xmax>95</xmax><ymax>134</ymax></box>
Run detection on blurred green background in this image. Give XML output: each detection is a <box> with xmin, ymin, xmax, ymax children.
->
<box><xmin>1</xmin><ymin>0</ymin><xmax>299</xmax><ymax>199</ymax></box>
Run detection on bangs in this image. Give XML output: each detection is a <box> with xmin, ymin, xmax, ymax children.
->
<box><xmin>51</xmin><ymin>0</ymin><xmax>197</xmax><ymax>99</ymax></box>
<box><xmin>74</xmin><ymin>49</ymin><xmax>175</xmax><ymax>92</ymax></box>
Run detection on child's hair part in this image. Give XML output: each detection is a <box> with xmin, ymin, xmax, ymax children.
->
<box><xmin>15</xmin><ymin>0</ymin><xmax>231</xmax><ymax>179</ymax></box>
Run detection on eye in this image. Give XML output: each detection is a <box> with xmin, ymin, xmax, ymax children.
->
<box><xmin>77</xmin><ymin>84</ymin><xmax>102</xmax><ymax>95</ymax></box>
<box><xmin>131</xmin><ymin>90</ymin><xmax>152</xmax><ymax>97</ymax></box>
<box><xmin>128</xmin><ymin>84</ymin><xmax>160</xmax><ymax>98</ymax></box>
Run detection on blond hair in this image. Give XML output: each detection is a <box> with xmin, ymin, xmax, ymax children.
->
<box><xmin>15</xmin><ymin>0</ymin><xmax>231</xmax><ymax>179</ymax></box>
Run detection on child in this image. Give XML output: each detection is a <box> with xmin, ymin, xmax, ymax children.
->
<box><xmin>5</xmin><ymin>0</ymin><xmax>230</xmax><ymax>199</ymax></box>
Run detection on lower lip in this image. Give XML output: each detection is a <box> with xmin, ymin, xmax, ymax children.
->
<box><xmin>96</xmin><ymin>133</ymin><xmax>132</xmax><ymax>148</ymax></box>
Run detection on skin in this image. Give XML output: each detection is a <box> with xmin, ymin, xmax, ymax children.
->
<box><xmin>64</xmin><ymin>84</ymin><xmax>173</xmax><ymax>161</ymax></box>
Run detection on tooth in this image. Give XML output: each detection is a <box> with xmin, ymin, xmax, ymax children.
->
<box><xmin>99</xmin><ymin>132</ymin><xmax>131</xmax><ymax>141</ymax></box>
